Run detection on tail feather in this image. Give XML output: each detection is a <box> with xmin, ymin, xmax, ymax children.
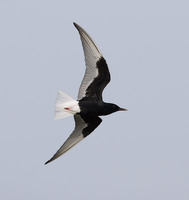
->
<box><xmin>55</xmin><ymin>90</ymin><xmax>78</xmax><ymax>120</ymax></box>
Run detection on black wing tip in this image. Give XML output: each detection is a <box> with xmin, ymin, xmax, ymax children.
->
<box><xmin>73</xmin><ymin>22</ymin><xmax>84</xmax><ymax>34</ymax></box>
<box><xmin>44</xmin><ymin>156</ymin><xmax>56</xmax><ymax>165</ymax></box>
<box><xmin>73</xmin><ymin>22</ymin><xmax>79</xmax><ymax>29</ymax></box>
<box><xmin>44</xmin><ymin>159</ymin><xmax>51</xmax><ymax>165</ymax></box>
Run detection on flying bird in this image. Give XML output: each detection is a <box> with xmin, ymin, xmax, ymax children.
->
<box><xmin>45</xmin><ymin>23</ymin><xmax>127</xmax><ymax>164</ymax></box>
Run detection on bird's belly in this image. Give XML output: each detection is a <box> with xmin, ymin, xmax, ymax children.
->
<box><xmin>79</xmin><ymin>101</ymin><xmax>105</xmax><ymax>116</ymax></box>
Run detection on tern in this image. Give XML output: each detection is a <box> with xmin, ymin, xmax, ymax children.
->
<box><xmin>45</xmin><ymin>23</ymin><xmax>127</xmax><ymax>164</ymax></box>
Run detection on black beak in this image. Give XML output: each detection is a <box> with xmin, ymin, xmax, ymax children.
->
<box><xmin>119</xmin><ymin>108</ymin><xmax>128</xmax><ymax>111</ymax></box>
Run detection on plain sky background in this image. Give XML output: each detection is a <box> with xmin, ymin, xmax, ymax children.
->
<box><xmin>0</xmin><ymin>0</ymin><xmax>189</xmax><ymax>199</ymax></box>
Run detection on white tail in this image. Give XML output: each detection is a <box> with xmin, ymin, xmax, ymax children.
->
<box><xmin>54</xmin><ymin>90</ymin><xmax>80</xmax><ymax>120</ymax></box>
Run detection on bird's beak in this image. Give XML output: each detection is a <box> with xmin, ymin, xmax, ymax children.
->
<box><xmin>119</xmin><ymin>108</ymin><xmax>128</xmax><ymax>111</ymax></box>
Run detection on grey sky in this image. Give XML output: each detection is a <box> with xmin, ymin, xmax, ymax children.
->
<box><xmin>0</xmin><ymin>0</ymin><xmax>189</xmax><ymax>199</ymax></box>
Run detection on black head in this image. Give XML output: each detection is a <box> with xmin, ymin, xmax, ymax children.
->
<box><xmin>103</xmin><ymin>103</ymin><xmax>127</xmax><ymax>115</ymax></box>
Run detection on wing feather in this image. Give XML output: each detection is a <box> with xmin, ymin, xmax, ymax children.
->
<box><xmin>45</xmin><ymin>115</ymin><xmax>86</xmax><ymax>164</ymax></box>
<box><xmin>45</xmin><ymin>115</ymin><xmax>102</xmax><ymax>164</ymax></box>
<box><xmin>74</xmin><ymin>23</ymin><xmax>110</xmax><ymax>101</ymax></box>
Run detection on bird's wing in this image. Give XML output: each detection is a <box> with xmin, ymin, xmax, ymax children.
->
<box><xmin>74</xmin><ymin>23</ymin><xmax>111</xmax><ymax>101</ymax></box>
<box><xmin>45</xmin><ymin>114</ymin><xmax>102</xmax><ymax>164</ymax></box>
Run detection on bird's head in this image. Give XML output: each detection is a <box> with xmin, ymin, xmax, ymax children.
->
<box><xmin>104</xmin><ymin>103</ymin><xmax>127</xmax><ymax>115</ymax></box>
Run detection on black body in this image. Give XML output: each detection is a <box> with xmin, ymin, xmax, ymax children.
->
<box><xmin>79</xmin><ymin>100</ymin><xmax>121</xmax><ymax>116</ymax></box>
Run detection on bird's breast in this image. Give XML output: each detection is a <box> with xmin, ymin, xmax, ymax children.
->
<box><xmin>79</xmin><ymin>101</ymin><xmax>104</xmax><ymax>116</ymax></box>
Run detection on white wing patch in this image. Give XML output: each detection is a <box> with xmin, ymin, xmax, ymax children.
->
<box><xmin>74</xmin><ymin>23</ymin><xmax>103</xmax><ymax>100</ymax></box>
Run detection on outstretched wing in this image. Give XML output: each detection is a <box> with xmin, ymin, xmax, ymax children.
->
<box><xmin>74</xmin><ymin>23</ymin><xmax>111</xmax><ymax>101</ymax></box>
<box><xmin>45</xmin><ymin>114</ymin><xmax>102</xmax><ymax>164</ymax></box>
